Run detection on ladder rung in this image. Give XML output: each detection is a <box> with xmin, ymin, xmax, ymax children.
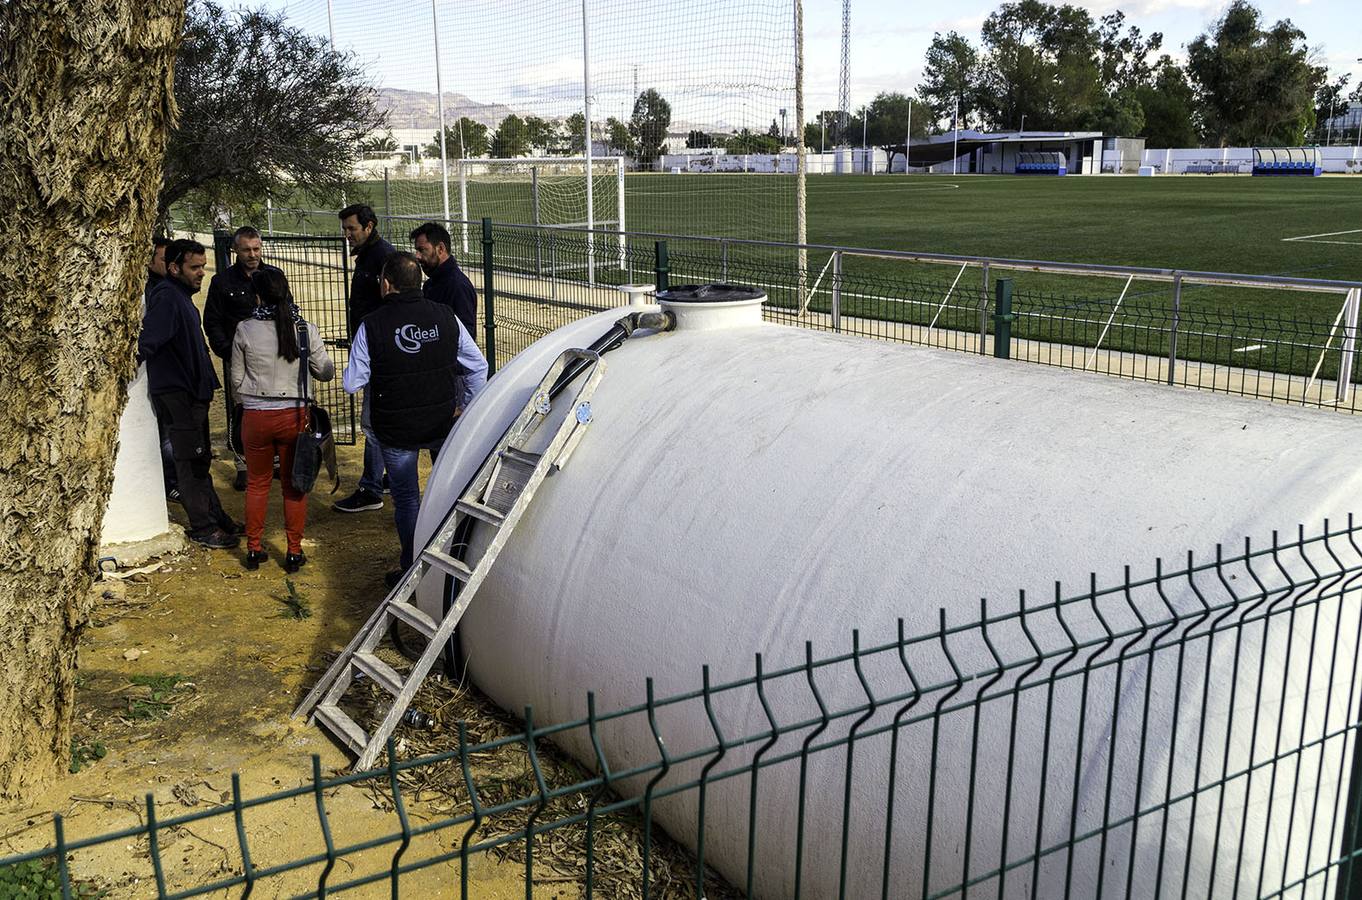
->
<box><xmin>422</xmin><ymin>548</ymin><xmax>473</xmax><ymax>582</ymax></box>
<box><xmin>314</xmin><ymin>703</ymin><xmax>368</xmax><ymax>754</ymax></box>
<box><xmin>501</xmin><ymin>447</ymin><xmax>543</xmax><ymax>467</ymax></box>
<box><xmin>387</xmin><ymin>601</ymin><xmax>438</xmax><ymax>639</ymax></box>
<box><xmin>456</xmin><ymin>498</ymin><xmax>505</xmax><ymax>526</ymax></box>
<box><xmin>352</xmin><ymin>651</ymin><xmax>405</xmax><ymax>696</ymax></box>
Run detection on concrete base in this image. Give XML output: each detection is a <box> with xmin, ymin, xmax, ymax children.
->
<box><xmin>98</xmin><ymin>524</ymin><xmax>189</xmax><ymax>569</ymax></box>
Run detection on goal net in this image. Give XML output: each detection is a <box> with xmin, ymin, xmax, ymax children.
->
<box><xmin>456</xmin><ymin>157</ymin><xmax>624</xmax><ymax>232</ymax></box>
<box><xmin>456</xmin><ymin>157</ymin><xmax>626</xmax><ymax>279</ymax></box>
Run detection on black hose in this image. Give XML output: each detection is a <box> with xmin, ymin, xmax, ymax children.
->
<box><xmin>547</xmin><ymin>310</ymin><xmax>674</xmax><ymax>399</ymax></box>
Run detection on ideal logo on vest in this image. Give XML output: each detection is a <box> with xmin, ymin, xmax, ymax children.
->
<box><xmin>394</xmin><ymin>323</ymin><xmax>439</xmax><ymax>354</ymax></box>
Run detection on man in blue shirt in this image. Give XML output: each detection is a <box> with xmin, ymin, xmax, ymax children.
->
<box><xmin>343</xmin><ymin>252</ymin><xmax>488</xmax><ymax>586</ymax></box>
<box><xmin>138</xmin><ymin>239</ymin><xmax>241</xmax><ymax>549</ymax></box>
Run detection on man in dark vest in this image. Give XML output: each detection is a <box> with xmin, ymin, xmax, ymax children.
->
<box><xmin>138</xmin><ymin>239</ymin><xmax>241</xmax><ymax>549</ymax></box>
<box><xmin>204</xmin><ymin>225</ymin><xmax>283</xmax><ymax>490</ymax></box>
<box><xmin>342</xmin><ymin>252</ymin><xmax>487</xmax><ymax>585</ymax></box>
<box><xmin>334</xmin><ymin>203</ymin><xmax>397</xmax><ymax>514</ymax></box>
<box><xmin>409</xmin><ymin>221</ymin><xmax>478</xmax><ymax>339</ymax></box>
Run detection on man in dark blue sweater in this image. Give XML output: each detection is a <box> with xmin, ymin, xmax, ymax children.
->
<box><xmin>138</xmin><ymin>239</ymin><xmax>240</xmax><ymax>549</ymax></box>
<box><xmin>410</xmin><ymin>222</ymin><xmax>478</xmax><ymax>339</ymax></box>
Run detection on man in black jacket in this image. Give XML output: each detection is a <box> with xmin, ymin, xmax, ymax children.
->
<box><xmin>138</xmin><ymin>239</ymin><xmax>240</xmax><ymax>549</ymax></box>
<box><xmin>410</xmin><ymin>221</ymin><xmax>478</xmax><ymax>339</ymax></box>
<box><xmin>204</xmin><ymin>225</ymin><xmax>283</xmax><ymax>490</ymax></box>
<box><xmin>144</xmin><ymin>236</ymin><xmax>178</xmax><ymax>501</ymax></box>
<box><xmin>146</xmin><ymin>235</ymin><xmax>168</xmax><ymax>297</ymax></box>
<box><xmin>334</xmin><ymin>203</ymin><xmax>397</xmax><ymax>514</ymax></box>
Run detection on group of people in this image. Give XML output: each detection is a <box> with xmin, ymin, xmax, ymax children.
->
<box><xmin>138</xmin><ymin>206</ymin><xmax>488</xmax><ymax>582</ymax></box>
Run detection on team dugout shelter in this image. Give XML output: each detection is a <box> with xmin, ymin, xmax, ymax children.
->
<box><xmin>898</xmin><ymin>131</ymin><xmax>1146</xmax><ymax>175</ymax></box>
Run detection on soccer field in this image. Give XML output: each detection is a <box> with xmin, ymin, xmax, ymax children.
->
<box><xmin>367</xmin><ymin>171</ymin><xmax>1362</xmax><ymax>282</ymax></box>
<box><xmin>802</xmin><ymin>174</ymin><xmax>1362</xmax><ymax>282</ymax></box>
<box><xmin>314</xmin><ymin>171</ymin><xmax>1362</xmax><ymax>321</ymax></box>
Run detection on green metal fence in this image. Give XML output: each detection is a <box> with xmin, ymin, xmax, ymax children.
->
<box><xmin>249</xmin><ymin>211</ymin><xmax>1362</xmax><ymax>413</ymax></box>
<box><xmin>8</xmin><ymin>518</ymin><xmax>1362</xmax><ymax>898</ymax></box>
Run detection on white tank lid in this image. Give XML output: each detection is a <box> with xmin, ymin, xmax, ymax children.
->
<box><xmin>655</xmin><ymin>283</ymin><xmax>766</xmax><ymax>331</ymax></box>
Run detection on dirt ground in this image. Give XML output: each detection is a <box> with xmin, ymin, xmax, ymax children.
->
<box><xmin>0</xmin><ymin>256</ymin><xmax>730</xmax><ymax>899</ymax></box>
<box><xmin>0</xmin><ymin>416</ymin><xmax>550</xmax><ymax>897</ymax></box>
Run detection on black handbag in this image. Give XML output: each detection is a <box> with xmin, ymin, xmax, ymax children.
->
<box><xmin>291</xmin><ymin>323</ymin><xmax>338</xmax><ymax>494</ymax></box>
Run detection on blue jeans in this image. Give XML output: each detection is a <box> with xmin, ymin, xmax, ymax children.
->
<box><xmin>358</xmin><ymin>389</ymin><xmax>385</xmax><ymax>495</ymax></box>
<box><xmin>380</xmin><ymin>445</ymin><xmax>439</xmax><ymax>570</ymax></box>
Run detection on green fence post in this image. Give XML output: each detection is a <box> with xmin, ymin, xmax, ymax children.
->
<box><xmin>481</xmin><ymin>217</ymin><xmax>497</xmax><ymax>377</ymax></box>
<box><xmin>993</xmin><ymin>278</ymin><xmax>1014</xmax><ymax>360</ymax></box>
<box><xmin>654</xmin><ymin>240</ymin><xmax>669</xmax><ymax>293</ymax></box>
<box><xmin>211</xmin><ymin>229</ymin><xmax>232</xmax><ymax>276</ymax></box>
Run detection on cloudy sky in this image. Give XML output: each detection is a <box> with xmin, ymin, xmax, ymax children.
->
<box><xmin>261</xmin><ymin>0</ymin><xmax>1361</xmax><ymax>125</ymax></box>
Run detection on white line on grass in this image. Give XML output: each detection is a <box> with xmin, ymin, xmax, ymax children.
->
<box><xmin>1232</xmin><ymin>344</ymin><xmax>1266</xmax><ymax>353</ymax></box>
<box><xmin>1282</xmin><ymin>228</ymin><xmax>1362</xmax><ymax>245</ymax></box>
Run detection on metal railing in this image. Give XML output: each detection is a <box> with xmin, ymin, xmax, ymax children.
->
<box><xmin>448</xmin><ymin>217</ymin><xmax>1362</xmax><ymax>413</ymax></box>
<box><xmin>255</xmin><ymin>208</ymin><xmax>1362</xmax><ymax>413</ymax></box>
<box><xmin>7</xmin><ymin>519</ymin><xmax>1362</xmax><ymax>897</ymax></box>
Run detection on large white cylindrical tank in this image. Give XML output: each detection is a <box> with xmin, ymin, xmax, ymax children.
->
<box><xmin>415</xmin><ymin>294</ymin><xmax>1362</xmax><ymax>898</ymax></box>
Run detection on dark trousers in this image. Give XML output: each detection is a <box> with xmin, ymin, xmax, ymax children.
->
<box><xmin>155</xmin><ymin>416</ymin><xmax>178</xmax><ymax>493</ymax></box>
<box><xmin>221</xmin><ymin>358</ymin><xmax>246</xmax><ymax>473</ymax></box>
<box><xmin>151</xmin><ymin>390</ymin><xmax>230</xmax><ymax>536</ymax></box>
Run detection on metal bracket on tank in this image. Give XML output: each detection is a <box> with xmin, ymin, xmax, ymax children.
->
<box><xmin>552</xmin><ymin>399</ymin><xmax>597</xmax><ymax>471</ymax></box>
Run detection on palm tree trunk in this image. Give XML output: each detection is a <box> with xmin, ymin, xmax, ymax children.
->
<box><xmin>0</xmin><ymin>1</ymin><xmax>185</xmax><ymax>796</ymax></box>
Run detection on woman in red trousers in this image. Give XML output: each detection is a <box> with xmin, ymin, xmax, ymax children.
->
<box><xmin>230</xmin><ymin>270</ymin><xmax>335</xmax><ymax>572</ymax></box>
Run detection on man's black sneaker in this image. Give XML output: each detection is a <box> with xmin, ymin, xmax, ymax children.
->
<box><xmin>333</xmin><ymin>489</ymin><xmax>383</xmax><ymax>513</ymax></box>
<box><xmin>381</xmin><ymin>474</ymin><xmax>391</xmax><ymax>495</ymax></box>
<box><xmin>233</xmin><ymin>470</ymin><xmax>247</xmax><ymax>491</ymax></box>
<box><xmin>284</xmin><ymin>552</ymin><xmax>307</xmax><ymax>574</ymax></box>
<box><xmin>192</xmin><ymin>528</ymin><xmax>239</xmax><ymax>550</ymax></box>
<box><xmin>220</xmin><ymin>518</ymin><xmax>246</xmax><ymax>536</ymax></box>
<box><xmin>245</xmin><ymin>550</ymin><xmax>268</xmax><ymax>570</ymax></box>
<box><xmin>166</xmin><ymin>487</ymin><xmax>182</xmax><ymax>504</ymax></box>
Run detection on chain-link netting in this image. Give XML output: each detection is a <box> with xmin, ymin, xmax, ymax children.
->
<box><xmin>275</xmin><ymin>0</ymin><xmax>802</xmax><ymax>244</ymax></box>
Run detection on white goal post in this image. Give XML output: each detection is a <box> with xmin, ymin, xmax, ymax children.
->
<box><xmin>454</xmin><ymin>156</ymin><xmax>627</xmax><ymax>281</ymax></box>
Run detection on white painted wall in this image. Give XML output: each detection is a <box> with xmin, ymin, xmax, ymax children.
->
<box><xmin>657</xmin><ymin>150</ymin><xmax>891</xmax><ymax>175</ymax></box>
<box><xmin>1141</xmin><ymin>145</ymin><xmax>1362</xmax><ymax>174</ymax></box>
<box><xmin>101</xmin><ymin>365</ymin><xmax>169</xmax><ymax>546</ymax></box>
<box><xmin>414</xmin><ymin>309</ymin><xmax>1362</xmax><ymax>897</ymax></box>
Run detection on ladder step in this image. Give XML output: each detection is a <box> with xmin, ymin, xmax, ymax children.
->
<box><xmin>456</xmin><ymin>498</ymin><xmax>505</xmax><ymax>526</ymax></box>
<box><xmin>422</xmin><ymin>548</ymin><xmax>473</xmax><ymax>582</ymax></box>
<box><xmin>352</xmin><ymin>651</ymin><xmax>405</xmax><ymax>696</ymax></box>
<box><xmin>387</xmin><ymin>601</ymin><xmax>438</xmax><ymax>639</ymax></box>
<box><xmin>315</xmin><ymin>703</ymin><xmax>368</xmax><ymax>755</ymax></box>
<box><xmin>485</xmin><ymin>457</ymin><xmax>536</xmax><ymax>514</ymax></box>
<box><xmin>501</xmin><ymin>447</ymin><xmax>543</xmax><ymax>467</ymax></box>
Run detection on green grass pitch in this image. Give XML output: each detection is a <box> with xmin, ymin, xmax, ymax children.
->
<box><xmin>293</xmin><ymin>171</ymin><xmax>1360</xmax><ymax>327</ymax></box>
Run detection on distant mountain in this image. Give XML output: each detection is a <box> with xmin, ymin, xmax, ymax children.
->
<box><xmin>378</xmin><ymin>88</ymin><xmax>528</xmax><ymax>130</ymax></box>
<box><xmin>379</xmin><ymin>87</ymin><xmax>732</xmax><ymax>135</ymax></box>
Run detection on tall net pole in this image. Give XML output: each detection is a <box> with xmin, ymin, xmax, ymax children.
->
<box><xmin>837</xmin><ymin>0</ymin><xmax>850</xmax><ymax>150</ymax></box>
<box><xmin>795</xmin><ymin>0</ymin><xmax>807</xmax><ymax>303</ymax></box>
<box><xmin>581</xmin><ymin>0</ymin><xmax>595</xmax><ymax>286</ymax></box>
<box><xmin>430</xmin><ymin>0</ymin><xmax>450</xmax><ymax>223</ymax></box>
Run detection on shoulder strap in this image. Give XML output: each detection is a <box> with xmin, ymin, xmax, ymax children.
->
<box><xmin>296</xmin><ymin>321</ymin><xmax>310</xmax><ymax>404</ymax></box>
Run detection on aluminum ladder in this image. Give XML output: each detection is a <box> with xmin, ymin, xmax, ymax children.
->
<box><xmin>294</xmin><ymin>348</ymin><xmax>605</xmax><ymax>771</ymax></box>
